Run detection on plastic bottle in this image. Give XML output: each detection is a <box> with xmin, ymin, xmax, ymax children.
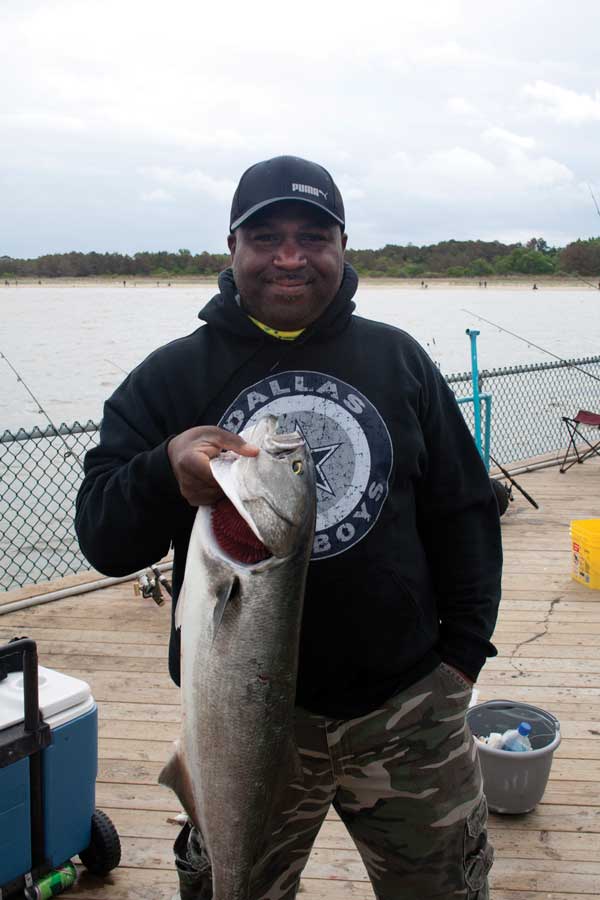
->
<box><xmin>501</xmin><ymin>721</ymin><xmax>533</xmax><ymax>752</ymax></box>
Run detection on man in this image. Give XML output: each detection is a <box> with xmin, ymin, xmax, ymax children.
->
<box><xmin>76</xmin><ymin>155</ymin><xmax>501</xmax><ymax>899</ymax></box>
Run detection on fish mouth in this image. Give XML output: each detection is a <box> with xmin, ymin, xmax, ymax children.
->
<box><xmin>210</xmin><ymin>424</ymin><xmax>305</xmax><ymax>548</ymax></box>
<box><xmin>211</xmin><ymin>498</ymin><xmax>272</xmax><ymax>565</ymax></box>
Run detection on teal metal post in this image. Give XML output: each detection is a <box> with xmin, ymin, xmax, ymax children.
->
<box><xmin>466</xmin><ymin>329</ymin><xmax>482</xmax><ymax>456</ymax></box>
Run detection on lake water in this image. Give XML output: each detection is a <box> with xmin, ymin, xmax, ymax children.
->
<box><xmin>1</xmin><ymin>283</ymin><xmax>598</xmax><ymax>433</ymax></box>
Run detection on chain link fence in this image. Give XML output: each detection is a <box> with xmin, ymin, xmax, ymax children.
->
<box><xmin>1</xmin><ymin>422</ymin><xmax>99</xmax><ymax>590</ymax></box>
<box><xmin>447</xmin><ymin>354</ymin><xmax>600</xmax><ymax>466</ymax></box>
<box><xmin>2</xmin><ymin>354</ymin><xmax>600</xmax><ymax>590</ymax></box>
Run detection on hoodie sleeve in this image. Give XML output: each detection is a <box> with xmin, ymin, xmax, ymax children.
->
<box><xmin>75</xmin><ymin>358</ymin><xmax>185</xmax><ymax>577</ymax></box>
<box><xmin>415</xmin><ymin>360</ymin><xmax>503</xmax><ymax>682</ymax></box>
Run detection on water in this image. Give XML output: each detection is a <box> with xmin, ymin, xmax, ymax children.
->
<box><xmin>1</xmin><ymin>283</ymin><xmax>598</xmax><ymax>432</ymax></box>
<box><xmin>2</xmin><ymin>282</ymin><xmax>599</xmax><ymax>590</ymax></box>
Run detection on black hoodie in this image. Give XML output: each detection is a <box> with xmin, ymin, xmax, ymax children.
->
<box><xmin>75</xmin><ymin>265</ymin><xmax>502</xmax><ymax>718</ymax></box>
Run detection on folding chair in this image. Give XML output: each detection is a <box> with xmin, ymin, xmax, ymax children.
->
<box><xmin>560</xmin><ymin>409</ymin><xmax>600</xmax><ymax>473</ymax></box>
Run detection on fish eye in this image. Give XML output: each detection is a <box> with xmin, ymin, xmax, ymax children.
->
<box><xmin>292</xmin><ymin>460</ymin><xmax>303</xmax><ymax>475</ymax></box>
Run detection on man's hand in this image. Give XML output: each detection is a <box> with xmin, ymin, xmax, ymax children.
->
<box><xmin>445</xmin><ymin>664</ymin><xmax>474</xmax><ymax>687</ymax></box>
<box><xmin>167</xmin><ymin>426</ymin><xmax>259</xmax><ymax>506</ymax></box>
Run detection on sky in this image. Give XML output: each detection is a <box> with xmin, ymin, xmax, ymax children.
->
<box><xmin>2</xmin><ymin>0</ymin><xmax>600</xmax><ymax>257</ymax></box>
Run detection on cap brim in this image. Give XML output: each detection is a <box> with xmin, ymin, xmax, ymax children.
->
<box><xmin>230</xmin><ymin>196</ymin><xmax>344</xmax><ymax>231</ymax></box>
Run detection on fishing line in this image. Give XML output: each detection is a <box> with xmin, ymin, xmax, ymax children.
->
<box><xmin>0</xmin><ymin>350</ymin><xmax>83</xmax><ymax>468</ymax></box>
<box><xmin>105</xmin><ymin>358</ymin><xmax>128</xmax><ymax>375</ymax></box>
<box><xmin>461</xmin><ymin>309</ymin><xmax>600</xmax><ymax>384</ymax></box>
<box><xmin>571</xmin><ymin>271</ymin><xmax>600</xmax><ymax>290</ymax></box>
<box><xmin>588</xmin><ymin>183</ymin><xmax>600</xmax><ymax>218</ymax></box>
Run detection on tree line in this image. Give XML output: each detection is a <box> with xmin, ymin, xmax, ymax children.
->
<box><xmin>2</xmin><ymin>237</ymin><xmax>600</xmax><ymax>280</ymax></box>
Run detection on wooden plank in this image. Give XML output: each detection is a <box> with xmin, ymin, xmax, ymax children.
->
<box><xmin>490</xmin><ymin>827</ymin><xmax>600</xmax><ymax>862</ymax></box>
<box><xmin>96</xmin><ymin>782</ymin><xmax>180</xmax><ymax>812</ymax></box>
<box><xmin>489</xmin><ymin>856</ymin><xmax>600</xmax><ymax>894</ymax></box>
<box><xmin>493</xmin><ymin>642</ymin><xmax>600</xmax><ymax>659</ymax></box>
<box><xmin>488</xmin><ymin>631</ymin><xmax>600</xmax><ymax>645</ymax></box>
<box><xmin>0</xmin><ymin>568</ymin><xmax>103</xmax><ymax>605</ymax></box>
<box><xmin>0</xmin><ymin>624</ymin><xmax>168</xmax><ymax>645</ymax></box>
<box><xmin>34</xmin><ymin>653</ymin><xmax>169</xmax><ymax>673</ymax></box>
<box><xmin>533</xmin><ymin>781</ymin><xmax>600</xmax><ymax>806</ymax></box>
<box><xmin>98</xmin><ymin>720</ymin><xmax>180</xmax><ymax>741</ymax></box>
<box><xmin>97</xmin><ymin>702</ymin><xmax>180</xmax><ymax>723</ymax></box>
<box><xmin>0</xmin><ymin>613</ymin><xmax>170</xmax><ymax>632</ymax></box>
<box><xmin>490</xmin><ymin>805</ymin><xmax>600</xmax><ymax>833</ymax></box>
<box><xmin>485</xmin><ymin>658</ymin><xmax>600</xmax><ymax>674</ymax></box>
<box><xmin>100</xmin><ymin>738</ymin><xmax>173</xmax><ymax>763</ymax></box>
<box><xmin>479</xmin><ymin>671</ymin><xmax>600</xmax><ymax>688</ymax></box>
<box><xmin>498</xmin><ymin>609</ymin><xmax>600</xmax><ymax>622</ymax></box>
<box><xmin>34</xmin><ymin>639</ymin><xmax>168</xmax><ymax>659</ymax></box>
<box><xmin>68</xmin><ymin>867</ymin><xmax>375</xmax><ymax>900</ymax></box>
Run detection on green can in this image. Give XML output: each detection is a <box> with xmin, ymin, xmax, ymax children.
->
<box><xmin>24</xmin><ymin>861</ymin><xmax>77</xmax><ymax>899</ymax></box>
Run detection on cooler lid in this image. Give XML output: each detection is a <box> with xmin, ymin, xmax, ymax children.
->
<box><xmin>0</xmin><ymin>666</ymin><xmax>92</xmax><ymax>731</ymax></box>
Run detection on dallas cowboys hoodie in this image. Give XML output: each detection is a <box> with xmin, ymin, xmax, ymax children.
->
<box><xmin>75</xmin><ymin>264</ymin><xmax>502</xmax><ymax>718</ymax></box>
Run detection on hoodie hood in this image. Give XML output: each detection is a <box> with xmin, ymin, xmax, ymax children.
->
<box><xmin>198</xmin><ymin>262</ymin><xmax>358</xmax><ymax>343</ymax></box>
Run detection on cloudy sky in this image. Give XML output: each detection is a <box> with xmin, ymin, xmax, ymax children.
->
<box><xmin>2</xmin><ymin>0</ymin><xmax>600</xmax><ymax>257</ymax></box>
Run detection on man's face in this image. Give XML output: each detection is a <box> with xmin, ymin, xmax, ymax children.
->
<box><xmin>227</xmin><ymin>201</ymin><xmax>347</xmax><ymax>330</ymax></box>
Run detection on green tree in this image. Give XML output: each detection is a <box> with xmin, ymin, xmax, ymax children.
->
<box><xmin>466</xmin><ymin>258</ymin><xmax>494</xmax><ymax>276</ymax></box>
<box><xmin>560</xmin><ymin>237</ymin><xmax>600</xmax><ymax>275</ymax></box>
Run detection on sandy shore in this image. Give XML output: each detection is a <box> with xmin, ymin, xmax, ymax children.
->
<box><xmin>2</xmin><ymin>275</ymin><xmax>599</xmax><ymax>290</ymax></box>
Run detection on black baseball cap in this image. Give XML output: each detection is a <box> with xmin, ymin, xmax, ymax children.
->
<box><xmin>230</xmin><ymin>155</ymin><xmax>345</xmax><ymax>231</ymax></box>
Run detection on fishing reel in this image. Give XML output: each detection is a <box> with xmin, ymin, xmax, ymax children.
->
<box><xmin>134</xmin><ymin>566</ymin><xmax>172</xmax><ymax>606</ymax></box>
<box><xmin>490</xmin><ymin>478</ymin><xmax>513</xmax><ymax>517</ymax></box>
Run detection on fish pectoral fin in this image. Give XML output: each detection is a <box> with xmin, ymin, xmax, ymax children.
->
<box><xmin>212</xmin><ymin>576</ymin><xmax>240</xmax><ymax>641</ymax></box>
<box><xmin>158</xmin><ymin>750</ymin><xmax>200</xmax><ymax>830</ymax></box>
<box><xmin>174</xmin><ymin>581</ymin><xmax>187</xmax><ymax>631</ymax></box>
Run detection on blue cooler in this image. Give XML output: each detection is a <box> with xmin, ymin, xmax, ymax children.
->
<box><xmin>0</xmin><ymin>756</ymin><xmax>31</xmax><ymax>884</ymax></box>
<box><xmin>0</xmin><ymin>639</ymin><xmax>119</xmax><ymax>897</ymax></box>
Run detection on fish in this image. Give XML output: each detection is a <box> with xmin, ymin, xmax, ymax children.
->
<box><xmin>159</xmin><ymin>415</ymin><xmax>316</xmax><ymax>900</ymax></box>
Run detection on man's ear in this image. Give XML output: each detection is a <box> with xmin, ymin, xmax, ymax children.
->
<box><xmin>227</xmin><ymin>233</ymin><xmax>236</xmax><ymax>259</ymax></box>
<box><xmin>341</xmin><ymin>232</ymin><xmax>348</xmax><ymax>252</ymax></box>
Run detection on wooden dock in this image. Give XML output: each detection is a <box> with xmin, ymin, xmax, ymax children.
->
<box><xmin>1</xmin><ymin>458</ymin><xmax>599</xmax><ymax>899</ymax></box>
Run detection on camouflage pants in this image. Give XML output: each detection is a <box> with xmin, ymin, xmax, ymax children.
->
<box><xmin>174</xmin><ymin>662</ymin><xmax>493</xmax><ymax>899</ymax></box>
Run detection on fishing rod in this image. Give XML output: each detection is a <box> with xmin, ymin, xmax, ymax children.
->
<box><xmin>588</xmin><ymin>183</ymin><xmax>600</xmax><ymax>218</ymax></box>
<box><xmin>0</xmin><ymin>351</ymin><xmax>83</xmax><ymax>468</ymax></box>
<box><xmin>461</xmin><ymin>309</ymin><xmax>600</xmax><ymax>384</ymax></box>
<box><xmin>570</xmin><ymin>186</ymin><xmax>600</xmax><ymax>290</ymax></box>
<box><xmin>489</xmin><ymin>453</ymin><xmax>539</xmax><ymax>509</ymax></box>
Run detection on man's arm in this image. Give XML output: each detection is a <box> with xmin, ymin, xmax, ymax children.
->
<box><xmin>416</xmin><ymin>366</ymin><xmax>503</xmax><ymax>683</ymax></box>
<box><xmin>75</xmin><ymin>371</ymin><xmax>257</xmax><ymax>577</ymax></box>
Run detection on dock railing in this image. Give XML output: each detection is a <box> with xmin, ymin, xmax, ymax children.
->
<box><xmin>2</xmin><ymin>354</ymin><xmax>600</xmax><ymax>590</ymax></box>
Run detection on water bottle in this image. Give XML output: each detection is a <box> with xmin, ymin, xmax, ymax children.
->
<box><xmin>501</xmin><ymin>721</ymin><xmax>532</xmax><ymax>752</ymax></box>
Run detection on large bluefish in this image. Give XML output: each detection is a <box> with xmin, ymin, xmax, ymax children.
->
<box><xmin>159</xmin><ymin>416</ymin><xmax>316</xmax><ymax>900</ymax></box>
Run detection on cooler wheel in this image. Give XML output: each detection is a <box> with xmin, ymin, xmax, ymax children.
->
<box><xmin>79</xmin><ymin>808</ymin><xmax>122</xmax><ymax>875</ymax></box>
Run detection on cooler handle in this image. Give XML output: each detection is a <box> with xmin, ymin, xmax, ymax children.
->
<box><xmin>0</xmin><ymin>639</ymin><xmax>42</xmax><ymax>734</ymax></box>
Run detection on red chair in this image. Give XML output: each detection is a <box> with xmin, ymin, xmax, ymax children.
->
<box><xmin>560</xmin><ymin>409</ymin><xmax>600</xmax><ymax>473</ymax></box>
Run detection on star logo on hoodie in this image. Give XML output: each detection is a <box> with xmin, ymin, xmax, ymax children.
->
<box><xmin>220</xmin><ymin>370</ymin><xmax>393</xmax><ymax>560</ymax></box>
<box><xmin>293</xmin><ymin>420</ymin><xmax>341</xmax><ymax>496</ymax></box>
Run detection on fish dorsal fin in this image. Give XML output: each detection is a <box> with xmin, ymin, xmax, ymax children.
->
<box><xmin>212</xmin><ymin>576</ymin><xmax>240</xmax><ymax>643</ymax></box>
<box><xmin>158</xmin><ymin>745</ymin><xmax>200</xmax><ymax>830</ymax></box>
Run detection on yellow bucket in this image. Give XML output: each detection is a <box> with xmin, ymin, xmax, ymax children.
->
<box><xmin>570</xmin><ymin>519</ymin><xmax>600</xmax><ymax>590</ymax></box>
